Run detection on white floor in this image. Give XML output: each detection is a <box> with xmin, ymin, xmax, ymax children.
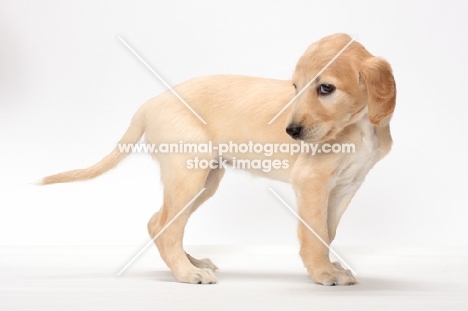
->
<box><xmin>1</xmin><ymin>245</ymin><xmax>467</xmax><ymax>311</ymax></box>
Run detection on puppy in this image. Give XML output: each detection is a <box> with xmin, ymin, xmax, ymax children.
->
<box><xmin>41</xmin><ymin>33</ymin><xmax>396</xmax><ymax>285</ymax></box>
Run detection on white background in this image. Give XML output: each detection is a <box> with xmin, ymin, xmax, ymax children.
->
<box><xmin>1</xmin><ymin>0</ymin><xmax>467</xmax><ymax>248</ymax></box>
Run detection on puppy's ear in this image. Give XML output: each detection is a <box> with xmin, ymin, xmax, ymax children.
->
<box><xmin>360</xmin><ymin>57</ymin><xmax>396</xmax><ymax>126</ymax></box>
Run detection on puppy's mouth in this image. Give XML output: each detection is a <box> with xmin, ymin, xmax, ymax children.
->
<box><xmin>301</xmin><ymin>128</ymin><xmax>336</xmax><ymax>143</ymax></box>
<box><xmin>299</xmin><ymin>129</ymin><xmax>333</xmax><ymax>143</ymax></box>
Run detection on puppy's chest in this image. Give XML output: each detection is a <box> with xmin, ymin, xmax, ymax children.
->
<box><xmin>334</xmin><ymin>123</ymin><xmax>379</xmax><ymax>188</ymax></box>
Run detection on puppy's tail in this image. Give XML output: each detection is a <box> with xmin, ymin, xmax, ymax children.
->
<box><xmin>40</xmin><ymin>107</ymin><xmax>146</xmax><ymax>185</ymax></box>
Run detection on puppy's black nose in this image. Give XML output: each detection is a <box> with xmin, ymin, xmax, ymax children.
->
<box><xmin>286</xmin><ymin>126</ymin><xmax>302</xmax><ymax>139</ymax></box>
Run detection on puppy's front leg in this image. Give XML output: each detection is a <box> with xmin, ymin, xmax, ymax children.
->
<box><xmin>292</xmin><ymin>159</ymin><xmax>356</xmax><ymax>286</ymax></box>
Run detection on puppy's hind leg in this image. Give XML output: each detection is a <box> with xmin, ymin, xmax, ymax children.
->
<box><xmin>150</xmin><ymin>162</ymin><xmax>217</xmax><ymax>284</ymax></box>
<box><xmin>185</xmin><ymin>167</ymin><xmax>225</xmax><ymax>271</ymax></box>
<box><xmin>148</xmin><ymin>168</ymin><xmax>225</xmax><ymax>273</ymax></box>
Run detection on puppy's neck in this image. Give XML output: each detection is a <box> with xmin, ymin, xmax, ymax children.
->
<box><xmin>337</xmin><ymin>107</ymin><xmax>376</xmax><ymax>144</ymax></box>
<box><xmin>358</xmin><ymin>111</ymin><xmax>379</xmax><ymax>150</ymax></box>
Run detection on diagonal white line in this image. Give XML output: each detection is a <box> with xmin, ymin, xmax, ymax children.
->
<box><xmin>268</xmin><ymin>37</ymin><xmax>356</xmax><ymax>124</ymax></box>
<box><xmin>117</xmin><ymin>188</ymin><xmax>206</xmax><ymax>276</ymax></box>
<box><xmin>268</xmin><ymin>188</ymin><xmax>356</xmax><ymax>275</ymax></box>
<box><xmin>118</xmin><ymin>36</ymin><xmax>207</xmax><ymax>125</ymax></box>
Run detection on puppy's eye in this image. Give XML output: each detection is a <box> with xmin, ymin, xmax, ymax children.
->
<box><xmin>317</xmin><ymin>84</ymin><xmax>335</xmax><ymax>95</ymax></box>
<box><xmin>293</xmin><ymin>83</ymin><xmax>297</xmax><ymax>90</ymax></box>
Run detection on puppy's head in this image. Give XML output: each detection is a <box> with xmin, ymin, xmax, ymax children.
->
<box><xmin>286</xmin><ymin>33</ymin><xmax>396</xmax><ymax>142</ymax></box>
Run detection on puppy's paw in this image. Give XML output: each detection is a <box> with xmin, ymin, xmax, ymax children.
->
<box><xmin>178</xmin><ymin>268</ymin><xmax>218</xmax><ymax>284</ymax></box>
<box><xmin>187</xmin><ymin>254</ymin><xmax>218</xmax><ymax>271</ymax></box>
<box><xmin>311</xmin><ymin>265</ymin><xmax>356</xmax><ymax>286</ymax></box>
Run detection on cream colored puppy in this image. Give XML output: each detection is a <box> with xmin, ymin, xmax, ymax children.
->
<box><xmin>41</xmin><ymin>33</ymin><xmax>396</xmax><ymax>286</ymax></box>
